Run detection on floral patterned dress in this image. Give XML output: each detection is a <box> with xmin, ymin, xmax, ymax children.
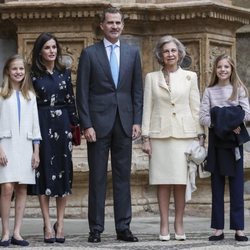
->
<box><xmin>28</xmin><ymin>68</ymin><xmax>78</xmax><ymax>197</ymax></box>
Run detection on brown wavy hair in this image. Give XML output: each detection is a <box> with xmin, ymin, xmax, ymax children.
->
<box><xmin>31</xmin><ymin>32</ymin><xmax>65</xmax><ymax>76</ymax></box>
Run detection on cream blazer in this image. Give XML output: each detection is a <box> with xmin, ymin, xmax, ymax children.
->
<box><xmin>142</xmin><ymin>68</ymin><xmax>204</xmax><ymax>139</ymax></box>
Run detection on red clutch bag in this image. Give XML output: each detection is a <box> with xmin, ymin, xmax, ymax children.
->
<box><xmin>71</xmin><ymin>124</ymin><xmax>81</xmax><ymax>146</ymax></box>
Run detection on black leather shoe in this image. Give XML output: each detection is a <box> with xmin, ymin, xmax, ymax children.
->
<box><xmin>53</xmin><ymin>223</ymin><xmax>65</xmax><ymax>243</ymax></box>
<box><xmin>208</xmin><ymin>233</ymin><xmax>224</xmax><ymax>241</ymax></box>
<box><xmin>44</xmin><ymin>237</ymin><xmax>55</xmax><ymax>244</ymax></box>
<box><xmin>88</xmin><ymin>230</ymin><xmax>101</xmax><ymax>243</ymax></box>
<box><xmin>43</xmin><ymin>226</ymin><xmax>55</xmax><ymax>243</ymax></box>
<box><xmin>235</xmin><ymin>234</ymin><xmax>248</xmax><ymax>241</ymax></box>
<box><xmin>117</xmin><ymin>229</ymin><xmax>139</xmax><ymax>242</ymax></box>
<box><xmin>0</xmin><ymin>239</ymin><xmax>10</xmax><ymax>247</ymax></box>
<box><xmin>11</xmin><ymin>236</ymin><xmax>29</xmax><ymax>246</ymax></box>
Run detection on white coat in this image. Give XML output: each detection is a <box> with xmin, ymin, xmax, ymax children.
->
<box><xmin>0</xmin><ymin>90</ymin><xmax>42</xmax><ymax>184</ymax></box>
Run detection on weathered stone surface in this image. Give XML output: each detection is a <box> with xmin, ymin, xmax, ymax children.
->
<box><xmin>1</xmin><ymin>0</ymin><xmax>250</xmax><ymax>218</ymax></box>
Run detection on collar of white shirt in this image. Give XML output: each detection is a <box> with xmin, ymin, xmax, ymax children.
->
<box><xmin>103</xmin><ymin>38</ymin><xmax>120</xmax><ymax>49</ymax></box>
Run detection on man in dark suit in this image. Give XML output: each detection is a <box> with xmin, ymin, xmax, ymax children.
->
<box><xmin>76</xmin><ymin>7</ymin><xmax>143</xmax><ymax>243</ymax></box>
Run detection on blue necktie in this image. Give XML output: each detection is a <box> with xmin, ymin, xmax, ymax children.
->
<box><xmin>109</xmin><ymin>44</ymin><xmax>119</xmax><ymax>87</ymax></box>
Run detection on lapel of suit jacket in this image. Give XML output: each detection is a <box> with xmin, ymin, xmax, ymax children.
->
<box><xmin>118</xmin><ymin>42</ymin><xmax>129</xmax><ymax>89</ymax></box>
<box><xmin>95</xmin><ymin>41</ymin><xmax>114</xmax><ymax>86</ymax></box>
<box><xmin>158</xmin><ymin>70</ymin><xmax>170</xmax><ymax>92</ymax></box>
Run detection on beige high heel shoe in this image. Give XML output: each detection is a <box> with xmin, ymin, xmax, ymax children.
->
<box><xmin>159</xmin><ymin>234</ymin><xmax>170</xmax><ymax>241</ymax></box>
<box><xmin>175</xmin><ymin>233</ymin><xmax>186</xmax><ymax>241</ymax></box>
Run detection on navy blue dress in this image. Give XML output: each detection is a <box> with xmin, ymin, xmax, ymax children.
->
<box><xmin>28</xmin><ymin>69</ymin><xmax>78</xmax><ymax>197</ymax></box>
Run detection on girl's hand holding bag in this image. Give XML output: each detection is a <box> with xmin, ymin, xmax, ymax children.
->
<box><xmin>198</xmin><ymin>158</ymin><xmax>211</xmax><ymax>178</ymax></box>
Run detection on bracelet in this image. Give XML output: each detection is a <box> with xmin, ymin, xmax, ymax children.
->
<box><xmin>142</xmin><ymin>136</ymin><xmax>150</xmax><ymax>143</ymax></box>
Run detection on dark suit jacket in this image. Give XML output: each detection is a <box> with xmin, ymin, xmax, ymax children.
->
<box><xmin>206</xmin><ymin>105</ymin><xmax>250</xmax><ymax>176</ymax></box>
<box><xmin>76</xmin><ymin>40</ymin><xmax>143</xmax><ymax>138</ymax></box>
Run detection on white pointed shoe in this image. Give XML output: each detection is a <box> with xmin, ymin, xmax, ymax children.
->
<box><xmin>175</xmin><ymin>233</ymin><xmax>186</xmax><ymax>241</ymax></box>
<box><xmin>159</xmin><ymin>234</ymin><xmax>170</xmax><ymax>241</ymax></box>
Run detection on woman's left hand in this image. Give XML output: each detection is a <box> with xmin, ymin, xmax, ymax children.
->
<box><xmin>142</xmin><ymin>140</ymin><xmax>152</xmax><ymax>156</ymax></box>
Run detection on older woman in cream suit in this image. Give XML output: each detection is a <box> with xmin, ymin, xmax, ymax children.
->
<box><xmin>142</xmin><ymin>35</ymin><xmax>204</xmax><ymax>241</ymax></box>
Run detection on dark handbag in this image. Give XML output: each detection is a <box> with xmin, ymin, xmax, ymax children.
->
<box><xmin>71</xmin><ymin>124</ymin><xmax>81</xmax><ymax>146</ymax></box>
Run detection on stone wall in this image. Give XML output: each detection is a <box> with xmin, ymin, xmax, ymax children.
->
<box><xmin>2</xmin><ymin>0</ymin><xmax>233</xmax><ymax>3</ymax></box>
<box><xmin>232</xmin><ymin>0</ymin><xmax>250</xmax><ymax>8</ymax></box>
<box><xmin>0</xmin><ymin>0</ymin><xmax>250</xmax><ymax>218</ymax></box>
<box><xmin>0</xmin><ymin>38</ymin><xmax>16</xmax><ymax>80</ymax></box>
<box><xmin>234</xmin><ymin>0</ymin><xmax>250</xmax><ymax>94</ymax></box>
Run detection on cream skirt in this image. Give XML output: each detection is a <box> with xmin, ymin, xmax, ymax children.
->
<box><xmin>149</xmin><ymin>137</ymin><xmax>193</xmax><ymax>185</ymax></box>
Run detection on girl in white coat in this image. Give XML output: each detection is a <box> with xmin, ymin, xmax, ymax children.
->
<box><xmin>0</xmin><ymin>55</ymin><xmax>41</xmax><ymax>247</ymax></box>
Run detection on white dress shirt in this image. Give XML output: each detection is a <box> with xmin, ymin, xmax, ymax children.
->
<box><xmin>103</xmin><ymin>38</ymin><xmax>120</xmax><ymax>68</ymax></box>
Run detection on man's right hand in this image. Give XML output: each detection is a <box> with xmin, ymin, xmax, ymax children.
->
<box><xmin>84</xmin><ymin>127</ymin><xmax>97</xmax><ymax>142</ymax></box>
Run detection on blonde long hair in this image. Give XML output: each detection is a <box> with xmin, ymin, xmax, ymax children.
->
<box><xmin>1</xmin><ymin>54</ymin><xmax>34</xmax><ymax>100</ymax></box>
<box><xmin>208</xmin><ymin>54</ymin><xmax>248</xmax><ymax>100</ymax></box>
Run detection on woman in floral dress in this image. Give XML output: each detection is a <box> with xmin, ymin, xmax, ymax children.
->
<box><xmin>28</xmin><ymin>32</ymin><xmax>79</xmax><ymax>244</ymax></box>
